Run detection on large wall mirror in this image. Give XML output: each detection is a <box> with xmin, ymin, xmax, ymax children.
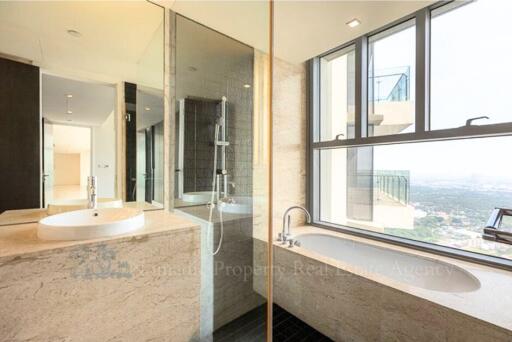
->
<box><xmin>0</xmin><ymin>1</ymin><xmax>165</xmax><ymax>225</ymax></box>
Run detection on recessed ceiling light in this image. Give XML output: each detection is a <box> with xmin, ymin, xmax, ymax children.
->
<box><xmin>144</xmin><ymin>107</ymin><xmax>151</xmax><ymax>111</ymax></box>
<box><xmin>66</xmin><ymin>94</ymin><xmax>73</xmax><ymax>98</ymax></box>
<box><xmin>243</xmin><ymin>84</ymin><xmax>251</xmax><ymax>89</ymax></box>
<box><xmin>67</xmin><ymin>29</ymin><xmax>82</xmax><ymax>38</ymax></box>
<box><xmin>346</xmin><ymin>19</ymin><xmax>361</xmax><ymax>28</ymax></box>
<box><xmin>67</xmin><ymin>110</ymin><xmax>73</xmax><ymax>114</ymax></box>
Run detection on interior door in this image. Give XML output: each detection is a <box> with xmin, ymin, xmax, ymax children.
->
<box><xmin>43</xmin><ymin>122</ymin><xmax>54</xmax><ymax>207</ymax></box>
<box><xmin>125</xmin><ymin>82</ymin><xmax>137</xmax><ymax>202</ymax></box>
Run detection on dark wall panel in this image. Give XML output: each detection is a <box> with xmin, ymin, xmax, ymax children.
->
<box><xmin>0</xmin><ymin>57</ymin><xmax>40</xmax><ymax>213</ymax></box>
<box><xmin>125</xmin><ymin>82</ymin><xmax>137</xmax><ymax>202</ymax></box>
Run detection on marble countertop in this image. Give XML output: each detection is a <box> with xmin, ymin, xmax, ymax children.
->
<box><xmin>275</xmin><ymin>225</ymin><xmax>512</xmax><ymax>333</ymax></box>
<box><xmin>0</xmin><ymin>210</ymin><xmax>199</xmax><ymax>259</ymax></box>
<box><xmin>0</xmin><ymin>208</ymin><xmax>48</xmax><ymax>226</ymax></box>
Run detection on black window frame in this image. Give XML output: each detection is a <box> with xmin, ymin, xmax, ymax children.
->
<box><xmin>307</xmin><ymin>0</ymin><xmax>512</xmax><ymax>270</ymax></box>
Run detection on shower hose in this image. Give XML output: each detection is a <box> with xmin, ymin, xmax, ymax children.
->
<box><xmin>208</xmin><ymin>123</ymin><xmax>224</xmax><ymax>256</ymax></box>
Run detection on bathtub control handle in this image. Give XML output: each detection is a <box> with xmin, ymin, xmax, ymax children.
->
<box><xmin>287</xmin><ymin>239</ymin><xmax>301</xmax><ymax>248</ymax></box>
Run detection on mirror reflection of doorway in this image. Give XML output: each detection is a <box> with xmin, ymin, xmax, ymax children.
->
<box><xmin>43</xmin><ymin>124</ymin><xmax>91</xmax><ymax>205</ymax></box>
<box><xmin>41</xmin><ymin>73</ymin><xmax>116</xmax><ymax>207</ymax></box>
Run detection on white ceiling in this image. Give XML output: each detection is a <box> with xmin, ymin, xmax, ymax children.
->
<box><xmin>0</xmin><ymin>1</ymin><xmax>164</xmax><ymax>86</ymax></box>
<box><xmin>274</xmin><ymin>1</ymin><xmax>433</xmax><ymax>63</ymax></box>
<box><xmin>158</xmin><ymin>0</ymin><xmax>434</xmax><ymax>64</ymax></box>
<box><xmin>42</xmin><ymin>74</ymin><xmax>115</xmax><ymax>127</ymax></box>
<box><xmin>0</xmin><ymin>1</ymin><xmax>435</xmax><ymax>78</ymax></box>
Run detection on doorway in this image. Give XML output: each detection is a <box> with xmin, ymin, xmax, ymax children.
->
<box><xmin>43</xmin><ymin>123</ymin><xmax>91</xmax><ymax>206</ymax></box>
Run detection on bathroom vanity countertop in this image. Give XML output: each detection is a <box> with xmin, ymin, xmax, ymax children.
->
<box><xmin>0</xmin><ymin>208</ymin><xmax>48</xmax><ymax>226</ymax></box>
<box><xmin>276</xmin><ymin>225</ymin><xmax>512</xmax><ymax>333</ymax></box>
<box><xmin>0</xmin><ymin>210</ymin><xmax>199</xmax><ymax>259</ymax></box>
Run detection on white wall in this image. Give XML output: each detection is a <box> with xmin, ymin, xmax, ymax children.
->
<box><xmin>92</xmin><ymin>111</ymin><xmax>116</xmax><ymax>198</ymax></box>
<box><xmin>54</xmin><ymin>153</ymin><xmax>80</xmax><ymax>186</ymax></box>
<box><xmin>80</xmin><ymin>150</ymin><xmax>91</xmax><ymax>189</ymax></box>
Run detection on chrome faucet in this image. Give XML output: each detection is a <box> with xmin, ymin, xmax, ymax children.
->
<box><xmin>278</xmin><ymin>206</ymin><xmax>311</xmax><ymax>244</ymax></box>
<box><xmin>87</xmin><ymin>176</ymin><xmax>98</xmax><ymax>209</ymax></box>
<box><xmin>227</xmin><ymin>181</ymin><xmax>236</xmax><ymax>197</ymax></box>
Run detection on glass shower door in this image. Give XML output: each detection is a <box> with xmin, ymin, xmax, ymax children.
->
<box><xmin>172</xmin><ymin>9</ymin><xmax>271</xmax><ymax>341</ymax></box>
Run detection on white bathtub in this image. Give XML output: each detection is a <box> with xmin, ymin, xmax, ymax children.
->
<box><xmin>295</xmin><ymin>233</ymin><xmax>480</xmax><ymax>293</ymax></box>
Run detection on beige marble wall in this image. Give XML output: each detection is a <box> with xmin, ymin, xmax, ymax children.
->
<box><xmin>252</xmin><ymin>49</ymin><xmax>271</xmax><ymax>242</ymax></box>
<box><xmin>0</xmin><ymin>226</ymin><xmax>201</xmax><ymax>341</ymax></box>
<box><xmin>272</xmin><ymin>245</ymin><xmax>512</xmax><ymax>342</ymax></box>
<box><xmin>252</xmin><ymin>55</ymin><xmax>307</xmax><ymax>302</ymax></box>
<box><xmin>272</xmin><ymin>57</ymin><xmax>308</xmax><ymax>237</ymax></box>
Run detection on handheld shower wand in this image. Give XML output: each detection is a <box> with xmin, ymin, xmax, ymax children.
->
<box><xmin>208</xmin><ymin>96</ymin><xmax>228</xmax><ymax>256</ymax></box>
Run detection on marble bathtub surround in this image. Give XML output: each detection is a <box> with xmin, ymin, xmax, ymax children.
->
<box><xmin>269</xmin><ymin>225</ymin><xmax>512</xmax><ymax>341</ymax></box>
<box><xmin>0</xmin><ymin>210</ymin><xmax>201</xmax><ymax>341</ymax></box>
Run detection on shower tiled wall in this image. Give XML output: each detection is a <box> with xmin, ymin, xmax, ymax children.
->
<box><xmin>183</xmin><ymin>99</ymin><xmax>217</xmax><ymax>193</ymax></box>
<box><xmin>176</xmin><ymin>15</ymin><xmax>253</xmax><ymax>197</ymax></box>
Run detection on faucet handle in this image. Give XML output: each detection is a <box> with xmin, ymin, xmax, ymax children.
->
<box><xmin>277</xmin><ymin>232</ymin><xmax>283</xmax><ymax>242</ymax></box>
<box><xmin>87</xmin><ymin>176</ymin><xmax>97</xmax><ymax>187</ymax></box>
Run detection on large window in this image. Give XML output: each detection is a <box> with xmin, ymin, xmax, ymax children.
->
<box><xmin>431</xmin><ymin>1</ymin><xmax>512</xmax><ymax>129</ymax></box>
<box><xmin>368</xmin><ymin>20</ymin><xmax>415</xmax><ymax>136</ymax></box>
<box><xmin>319</xmin><ymin>45</ymin><xmax>355</xmax><ymax>141</ymax></box>
<box><xmin>319</xmin><ymin>137</ymin><xmax>512</xmax><ymax>260</ymax></box>
<box><xmin>311</xmin><ymin>0</ymin><xmax>512</xmax><ymax>266</ymax></box>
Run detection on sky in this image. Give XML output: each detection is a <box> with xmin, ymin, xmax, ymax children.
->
<box><xmin>371</xmin><ymin>0</ymin><xmax>512</xmax><ymax>183</ymax></box>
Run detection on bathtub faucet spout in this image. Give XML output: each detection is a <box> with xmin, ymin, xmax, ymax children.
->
<box><xmin>279</xmin><ymin>206</ymin><xmax>311</xmax><ymax>244</ymax></box>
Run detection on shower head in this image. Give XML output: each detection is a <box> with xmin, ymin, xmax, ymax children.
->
<box><xmin>215</xmin><ymin>97</ymin><xmax>228</xmax><ymax>126</ymax></box>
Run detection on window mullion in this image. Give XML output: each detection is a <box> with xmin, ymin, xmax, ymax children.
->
<box><xmin>415</xmin><ymin>8</ymin><xmax>430</xmax><ymax>133</ymax></box>
<box><xmin>309</xmin><ymin>58</ymin><xmax>320</xmax><ymax>221</ymax></box>
<box><xmin>355</xmin><ymin>37</ymin><xmax>368</xmax><ymax>139</ymax></box>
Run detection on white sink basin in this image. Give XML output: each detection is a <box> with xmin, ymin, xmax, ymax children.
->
<box><xmin>219</xmin><ymin>196</ymin><xmax>252</xmax><ymax>214</ymax></box>
<box><xmin>47</xmin><ymin>198</ymin><xmax>123</xmax><ymax>215</ymax></box>
<box><xmin>182</xmin><ymin>191</ymin><xmax>213</xmax><ymax>204</ymax></box>
<box><xmin>38</xmin><ymin>208</ymin><xmax>144</xmax><ymax>241</ymax></box>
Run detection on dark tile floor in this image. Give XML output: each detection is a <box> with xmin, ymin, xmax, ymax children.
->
<box><xmin>213</xmin><ymin>304</ymin><xmax>333</xmax><ymax>342</ymax></box>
